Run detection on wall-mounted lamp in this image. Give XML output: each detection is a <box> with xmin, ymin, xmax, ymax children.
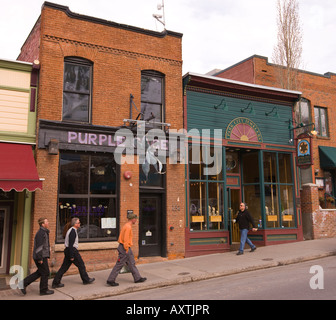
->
<box><xmin>288</xmin><ymin>119</ymin><xmax>318</xmax><ymax>136</ymax></box>
<box><xmin>241</xmin><ymin>102</ymin><xmax>255</xmax><ymax>115</ymax></box>
<box><xmin>265</xmin><ymin>106</ymin><xmax>279</xmax><ymax>118</ymax></box>
<box><xmin>214</xmin><ymin>99</ymin><xmax>228</xmax><ymax>111</ymax></box>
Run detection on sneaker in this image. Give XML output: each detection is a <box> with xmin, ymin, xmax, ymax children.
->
<box><xmin>106</xmin><ymin>280</ymin><xmax>119</xmax><ymax>287</ymax></box>
<box><xmin>250</xmin><ymin>247</ymin><xmax>257</xmax><ymax>252</ymax></box>
<box><xmin>135</xmin><ymin>277</ymin><xmax>147</xmax><ymax>283</ymax></box>
<box><xmin>236</xmin><ymin>251</ymin><xmax>244</xmax><ymax>255</ymax></box>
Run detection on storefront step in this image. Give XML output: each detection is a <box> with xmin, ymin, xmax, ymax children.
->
<box><xmin>137</xmin><ymin>256</ymin><xmax>169</xmax><ymax>265</ymax></box>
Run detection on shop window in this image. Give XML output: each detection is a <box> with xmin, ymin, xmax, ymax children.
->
<box><xmin>280</xmin><ymin>185</ymin><xmax>295</xmax><ymax>227</ymax></box>
<box><xmin>63</xmin><ymin>57</ymin><xmax>92</xmax><ymax>123</ymax></box>
<box><xmin>314</xmin><ymin>106</ymin><xmax>329</xmax><ymax>137</ymax></box>
<box><xmin>189</xmin><ymin>145</ymin><xmax>224</xmax><ymax>231</ymax></box>
<box><xmin>278</xmin><ymin>153</ymin><xmax>293</xmax><ymax>184</ymax></box>
<box><xmin>263</xmin><ymin>152</ymin><xmax>295</xmax><ymax>228</ymax></box>
<box><xmin>57</xmin><ymin>153</ymin><xmax>118</xmax><ymax>243</ymax></box>
<box><xmin>141</xmin><ymin>71</ymin><xmax>164</xmax><ymax>126</ymax></box>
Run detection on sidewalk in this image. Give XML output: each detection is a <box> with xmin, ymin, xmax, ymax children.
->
<box><xmin>2</xmin><ymin>238</ymin><xmax>336</xmax><ymax>300</ymax></box>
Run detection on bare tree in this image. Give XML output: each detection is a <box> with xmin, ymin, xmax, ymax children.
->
<box><xmin>272</xmin><ymin>0</ymin><xmax>303</xmax><ymax>90</ymax></box>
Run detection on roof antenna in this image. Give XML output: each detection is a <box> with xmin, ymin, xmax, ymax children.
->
<box><xmin>153</xmin><ymin>0</ymin><xmax>166</xmax><ymax>30</ymax></box>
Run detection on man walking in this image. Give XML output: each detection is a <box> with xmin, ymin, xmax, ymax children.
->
<box><xmin>106</xmin><ymin>213</ymin><xmax>146</xmax><ymax>286</ymax></box>
<box><xmin>235</xmin><ymin>203</ymin><xmax>258</xmax><ymax>255</ymax></box>
<box><xmin>21</xmin><ymin>218</ymin><xmax>54</xmax><ymax>296</ymax></box>
<box><xmin>52</xmin><ymin>217</ymin><xmax>95</xmax><ymax>288</ymax></box>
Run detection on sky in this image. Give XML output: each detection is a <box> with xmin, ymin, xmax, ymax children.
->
<box><xmin>1</xmin><ymin>0</ymin><xmax>336</xmax><ymax>75</ymax></box>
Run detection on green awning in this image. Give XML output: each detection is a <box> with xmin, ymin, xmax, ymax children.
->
<box><xmin>319</xmin><ymin>146</ymin><xmax>336</xmax><ymax>169</ymax></box>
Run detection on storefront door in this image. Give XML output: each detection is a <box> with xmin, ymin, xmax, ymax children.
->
<box><xmin>227</xmin><ymin>189</ymin><xmax>241</xmax><ymax>244</ymax></box>
<box><xmin>0</xmin><ymin>207</ymin><xmax>9</xmax><ymax>274</ymax></box>
<box><xmin>139</xmin><ymin>195</ymin><xmax>163</xmax><ymax>257</ymax></box>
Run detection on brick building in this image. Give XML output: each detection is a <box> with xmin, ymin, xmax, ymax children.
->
<box><xmin>18</xmin><ymin>2</ymin><xmax>184</xmax><ymax>274</ymax></box>
<box><xmin>215</xmin><ymin>55</ymin><xmax>336</xmax><ymax>239</ymax></box>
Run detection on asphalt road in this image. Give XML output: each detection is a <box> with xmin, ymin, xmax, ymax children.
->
<box><xmin>100</xmin><ymin>256</ymin><xmax>336</xmax><ymax>300</ymax></box>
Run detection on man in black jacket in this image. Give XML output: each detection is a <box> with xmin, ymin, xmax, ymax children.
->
<box><xmin>235</xmin><ymin>203</ymin><xmax>258</xmax><ymax>255</ymax></box>
<box><xmin>21</xmin><ymin>218</ymin><xmax>54</xmax><ymax>295</ymax></box>
<box><xmin>52</xmin><ymin>217</ymin><xmax>94</xmax><ymax>288</ymax></box>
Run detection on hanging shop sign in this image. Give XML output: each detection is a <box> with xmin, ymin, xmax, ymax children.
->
<box><xmin>296</xmin><ymin>133</ymin><xmax>313</xmax><ymax>168</ymax></box>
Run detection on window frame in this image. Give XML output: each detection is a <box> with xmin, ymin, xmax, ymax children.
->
<box><xmin>62</xmin><ymin>57</ymin><xmax>93</xmax><ymax>124</ymax></box>
<box><xmin>56</xmin><ymin>152</ymin><xmax>119</xmax><ymax>243</ymax></box>
<box><xmin>188</xmin><ymin>145</ymin><xmax>225</xmax><ymax>232</ymax></box>
<box><xmin>141</xmin><ymin>70</ymin><xmax>165</xmax><ymax>125</ymax></box>
<box><xmin>314</xmin><ymin>106</ymin><xmax>329</xmax><ymax>138</ymax></box>
<box><xmin>261</xmin><ymin>151</ymin><xmax>296</xmax><ymax>229</ymax></box>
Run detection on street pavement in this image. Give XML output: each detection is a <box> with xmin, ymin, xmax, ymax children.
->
<box><xmin>1</xmin><ymin>237</ymin><xmax>336</xmax><ymax>300</ymax></box>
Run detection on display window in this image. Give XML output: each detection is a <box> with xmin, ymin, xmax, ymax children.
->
<box><xmin>189</xmin><ymin>145</ymin><xmax>225</xmax><ymax>231</ymax></box>
<box><xmin>57</xmin><ymin>152</ymin><xmax>118</xmax><ymax>242</ymax></box>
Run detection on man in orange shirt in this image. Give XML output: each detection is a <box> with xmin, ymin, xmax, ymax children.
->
<box><xmin>106</xmin><ymin>213</ymin><xmax>146</xmax><ymax>286</ymax></box>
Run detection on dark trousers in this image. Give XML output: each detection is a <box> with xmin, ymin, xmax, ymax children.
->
<box><xmin>52</xmin><ymin>248</ymin><xmax>90</xmax><ymax>285</ymax></box>
<box><xmin>23</xmin><ymin>258</ymin><xmax>50</xmax><ymax>293</ymax></box>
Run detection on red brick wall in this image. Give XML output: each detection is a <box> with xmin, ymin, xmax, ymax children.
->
<box><xmin>216</xmin><ymin>57</ymin><xmax>255</xmax><ymax>84</ymax></box>
<box><xmin>18</xmin><ymin>18</ymin><xmax>41</xmax><ymax>63</ymax></box>
<box><xmin>20</xmin><ymin>4</ymin><xmax>184</xmax><ymax>273</ymax></box>
<box><xmin>313</xmin><ymin>209</ymin><xmax>336</xmax><ymax>239</ymax></box>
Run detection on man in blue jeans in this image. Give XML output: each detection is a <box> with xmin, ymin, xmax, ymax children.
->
<box><xmin>234</xmin><ymin>203</ymin><xmax>258</xmax><ymax>255</ymax></box>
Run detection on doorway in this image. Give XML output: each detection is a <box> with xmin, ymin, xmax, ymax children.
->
<box><xmin>139</xmin><ymin>194</ymin><xmax>164</xmax><ymax>257</ymax></box>
<box><xmin>0</xmin><ymin>207</ymin><xmax>9</xmax><ymax>274</ymax></box>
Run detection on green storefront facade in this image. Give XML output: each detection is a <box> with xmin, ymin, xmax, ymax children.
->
<box><xmin>183</xmin><ymin>73</ymin><xmax>304</xmax><ymax>257</ymax></box>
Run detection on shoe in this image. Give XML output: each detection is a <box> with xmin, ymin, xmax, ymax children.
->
<box><xmin>52</xmin><ymin>283</ymin><xmax>64</xmax><ymax>289</ymax></box>
<box><xmin>250</xmin><ymin>246</ymin><xmax>257</xmax><ymax>252</ymax></box>
<box><xmin>40</xmin><ymin>289</ymin><xmax>54</xmax><ymax>296</ymax></box>
<box><xmin>106</xmin><ymin>280</ymin><xmax>119</xmax><ymax>287</ymax></box>
<box><xmin>83</xmin><ymin>278</ymin><xmax>95</xmax><ymax>285</ymax></box>
<box><xmin>20</xmin><ymin>287</ymin><xmax>27</xmax><ymax>295</ymax></box>
<box><xmin>135</xmin><ymin>277</ymin><xmax>147</xmax><ymax>283</ymax></box>
<box><xmin>236</xmin><ymin>251</ymin><xmax>244</xmax><ymax>255</ymax></box>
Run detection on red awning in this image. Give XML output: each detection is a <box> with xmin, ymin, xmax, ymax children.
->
<box><xmin>0</xmin><ymin>143</ymin><xmax>43</xmax><ymax>192</ymax></box>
